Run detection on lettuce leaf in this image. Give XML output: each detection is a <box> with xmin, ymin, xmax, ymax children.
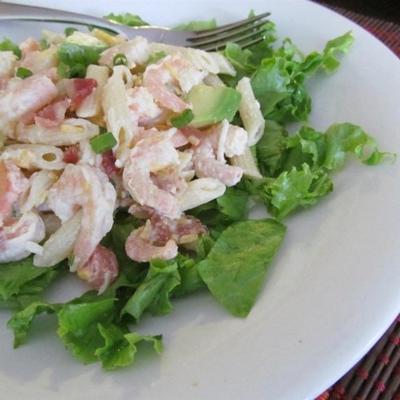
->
<box><xmin>122</xmin><ymin>260</ymin><xmax>180</xmax><ymax>320</ymax></box>
<box><xmin>322</xmin><ymin>123</ymin><xmax>394</xmax><ymax>170</ymax></box>
<box><xmin>7</xmin><ymin>301</ymin><xmax>57</xmax><ymax>347</ymax></box>
<box><xmin>250</xmin><ymin>32</ymin><xmax>354</xmax><ymax>123</ymax></box>
<box><xmin>198</xmin><ymin>219</ymin><xmax>286</xmax><ymax>317</ymax></box>
<box><xmin>8</xmin><ymin>287</ymin><xmax>162</xmax><ymax>369</ymax></box>
<box><xmin>255</xmin><ymin>164</ymin><xmax>333</xmax><ymax>219</ymax></box>
<box><xmin>95</xmin><ymin>324</ymin><xmax>162</xmax><ymax>370</ymax></box>
<box><xmin>256</xmin><ymin>120</ymin><xmax>288</xmax><ymax>177</ymax></box>
<box><xmin>104</xmin><ymin>13</ymin><xmax>149</xmax><ymax>27</ymax></box>
<box><xmin>174</xmin><ymin>19</ymin><xmax>217</xmax><ymax>31</ymax></box>
<box><xmin>57</xmin><ymin>298</ymin><xmax>116</xmax><ymax>363</ymax></box>
<box><xmin>0</xmin><ymin>257</ymin><xmax>61</xmax><ymax>310</ymax></box>
<box><xmin>189</xmin><ymin>187</ymin><xmax>249</xmax><ymax>234</ymax></box>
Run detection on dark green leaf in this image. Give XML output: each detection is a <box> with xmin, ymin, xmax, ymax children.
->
<box><xmin>174</xmin><ymin>19</ymin><xmax>217</xmax><ymax>31</ymax></box>
<box><xmin>57</xmin><ymin>298</ymin><xmax>115</xmax><ymax>363</ymax></box>
<box><xmin>122</xmin><ymin>260</ymin><xmax>180</xmax><ymax>320</ymax></box>
<box><xmin>256</xmin><ymin>120</ymin><xmax>288</xmax><ymax>177</ymax></box>
<box><xmin>104</xmin><ymin>13</ymin><xmax>149</xmax><ymax>27</ymax></box>
<box><xmin>95</xmin><ymin>323</ymin><xmax>162</xmax><ymax>370</ymax></box>
<box><xmin>0</xmin><ymin>257</ymin><xmax>56</xmax><ymax>302</ymax></box>
<box><xmin>198</xmin><ymin>219</ymin><xmax>286</xmax><ymax>317</ymax></box>
<box><xmin>257</xmin><ymin>164</ymin><xmax>333</xmax><ymax>219</ymax></box>
<box><xmin>7</xmin><ymin>301</ymin><xmax>57</xmax><ymax>348</ymax></box>
<box><xmin>323</xmin><ymin>123</ymin><xmax>394</xmax><ymax>170</ymax></box>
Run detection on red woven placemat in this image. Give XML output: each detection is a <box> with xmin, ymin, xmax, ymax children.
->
<box><xmin>312</xmin><ymin>2</ymin><xmax>400</xmax><ymax>399</ymax></box>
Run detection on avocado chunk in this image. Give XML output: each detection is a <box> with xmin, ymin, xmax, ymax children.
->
<box><xmin>188</xmin><ymin>84</ymin><xmax>241</xmax><ymax>128</ymax></box>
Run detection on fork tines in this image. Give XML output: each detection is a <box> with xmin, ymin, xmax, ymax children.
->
<box><xmin>187</xmin><ymin>11</ymin><xmax>271</xmax><ymax>51</ymax></box>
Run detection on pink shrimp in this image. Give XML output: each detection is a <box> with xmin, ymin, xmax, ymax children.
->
<box><xmin>0</xmin><ymin>75</ymin><xmax>58</xmax><ymax>134</ymax></box>
<box><xmin>0</xmin><ymin>211</ymin><xmax>45</xmax><ymax>263</ymax></box>
<box><xmin>123</xmin><ymin>130</ymin><xmax>182</xmax><ymax>219</ymax></box>
<box><xmin>47</xmin><ymin>164</ymin><xmax>116</xmax><ymax>270</ymax></box>
<box><xmin>34</xmin><ymin>98</ymin><xmax>71</xmax><ymax>129</ymax></box>
<box><xmin>191</xmin><ymin>129</ymin><xmax>243</xmax><ymax>187</ymax></box>
<box><xmin>143</xmin><ymin>56</ymin><xmax>189</xmax><ymax>113</ymax></box>
<box><xmin>125</xmin><ymin>213</ymin><xmax>206</xmax><ymax>262</ymax></box>
<box><xmin>125</xmin><ymin>222</ymin><xmax>178</xmax><ymax>263</ymax></box>
<box><xmin>77</xmin><ymin>245</ymin><xmax>119</xmax><ymax>293</ymax></box>
<box><xmin>0</xmin><ymin>160</ymin><xmax>29</xmax><ymax>226</ymax></box>
<box><xmin>151</xmin><ymin>166</ymin><xmax>188</xmax><ymax>196</ymax></box>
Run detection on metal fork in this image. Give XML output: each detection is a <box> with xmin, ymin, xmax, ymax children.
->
<box><xmin>0</xmin><ymin>2</ymin><xmax>270</xmax><ymax>51</ymax></box>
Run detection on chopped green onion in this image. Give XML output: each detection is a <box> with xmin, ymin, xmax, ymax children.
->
<box><xmin>16</xmin><ymin>67</ymin><xmax>33</xmax><ymax>79</ymax></box>
<box><xmin>113</xmin><ymin>53</ymin><xmax>128</xmax><ymax>66</ymax></box>
<box><xmin>64</xmin><ymin>27</ymin><xmax>78</xmax><ymax>37</ymax></box>
<box><xmin>171</xmin><ymin>109</ymin><xmax>194</xmax><ymax>128</ymax></box>
<box><xmin>90</xmin><ymin>132</ymin><xmax>117</xmax><ymax>154</ymax></box>
<box><xmin>0</xmin><ymin>38</ymin><xmax>21</xmax><ymax>59</ymax></box>
<box><xmin>39</xmin><ymin>38</ymin><xmax>49</xmax><ymax>50</ymax></box>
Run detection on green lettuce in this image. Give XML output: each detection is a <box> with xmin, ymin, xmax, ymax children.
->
<box><xmin>8</xmin><ymin>279</ymin><xmax>162</xmax><ymax>369</ymax></box>
<box><xmin>7</xmin><ymin>302</ymin><xmax>57</xmax><ymax>347</ymax></box>
<box><xmin>0</xmin><ymin>257</ymin><xmax>61</xmax><ymax>310</ymax></box>
<box><xmin>198</xmin><ymin>219</ymin><xmax>286</xmax><ymax>317</ymax></box>
<box><xmin>104</xmin><ymin>13</ymin><xmax>149</xmax><ymax>27</ymax></box>
<box><xmin>250</xmin><ymin>32</ymin><xmax>354</xmax><ymax>123</ymax></box>
<box><xmin>122</xmin><ymin>260</ymin><xmax>180</xmax><ymax>320</ymax></box>
<box><xmin>174</xmin><ymin>19</ymin><xmax>217</xmax><ymax>31</ymax></box>
<box><xmin>255</xmin><ymin>165</ymin><xmax>333</xmax><ymax>219</ymax></box>
<box><xmin>95</xmin><ymin>324</ymin><xmax>162</xmax><ymax>370</ymax></box>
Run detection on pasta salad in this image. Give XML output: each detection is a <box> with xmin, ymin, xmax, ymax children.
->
<box><xmin>0</xmin><ymin>14</ymin><xmax>391</xmax><ymax>370</ymax></box>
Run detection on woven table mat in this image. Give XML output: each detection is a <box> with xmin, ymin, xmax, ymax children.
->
<box><xmin>312</xmin><ymin>3</ymin><xmax>399</xmax><ymax>398</ymax></box>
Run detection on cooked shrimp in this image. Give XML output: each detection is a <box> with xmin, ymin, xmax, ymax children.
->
<box><xmin>0</xmin><ymin>160</ymin><xmax>29</xmax><ymax>226</ymax></box>
<box><xmin>125</xmin><ymin>221</ymin><xmax>178</xmax><ymax>262</ymax></box>
<box><xmin>123</xmin><ymin>129</ymin><xmax>182</xmax><ymax>219</ymax></box>
<box><xmin>191</xmin><ymin>126</ymin><xmax>244</xmax><ymax>186</ymax></box>
<box><xmin>77</xmin><ymin>245</ymin><xmax>119</xmax><ymax>293</ymax></box>
<box><xmin>0</xmin><ymin>211</ymin><xmax>45</xmax><ymax>263</ymax></box>
<box><xmin>0</xmin><ymin>75</ymin><xmax>57</xmax><ymax>136</ymax></box>
<box><xmin>143</xmin><ymin>55</ymin><xmax>193</xmax><ymax>113</ymax></box>
<box><xmin>125</xmin><ymin>213</ymin><xmax>206</xmax><ymax>262</ymax></box>
<box><xmin>47</xmin><ymin>164</ymin><xmax>116</xmax><ymax>271</ymax></box>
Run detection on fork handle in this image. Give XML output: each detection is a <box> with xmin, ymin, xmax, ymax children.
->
<box><xmin>0</xmin><ymin>1</ymin><xmax>129</xmax><ymax>35</ymax></box>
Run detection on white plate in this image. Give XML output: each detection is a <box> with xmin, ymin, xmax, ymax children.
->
<box><xmin>1</xmin><ymin>1</ymin><xmax>399</xmax><ymax>399</ymax></box>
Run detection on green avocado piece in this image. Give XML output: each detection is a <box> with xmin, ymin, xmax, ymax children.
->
<box><xmin>187</xmin><ymin>84</ymin><xmax>241</xmax><ymax>128</ymax></box>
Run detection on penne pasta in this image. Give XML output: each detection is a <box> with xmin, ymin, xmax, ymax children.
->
<box><xmin>21</xmin><ymin>170</ymin><xmax>58</xmax><ymax>213</ymax></box>
<box><xmin>0</xmin><ymin>51</ymin><xmax>18</xmax><ymax>79</ymax></box>
<box><xmin>0</xmin><ymin>144</ymin><xmax>65</xmax><ymax>170</ymax></box>
<box><xmin>230</xmin><ymin>146</ymin><xmax>263</xmax><ymax>179</ymax></box>
<box><xmin>14</xmin><ymin>118</ymin><xmax>99</xmax><ymax>146</ymax></box>
<box><xmin>179</xmin><ymin>177</ymin><xmax>226</xmax><ymax>211</ymax></box>
<box><xmin>236</xmin><ymin>77</ymin><xmax>265</xmax><ymax>146</ymax></box>
<box><xmin>99</xmin><ymin>36</ymin><xmax>150</xmax><ymax>68</ymax></box>
<box><xmin>33</xmin><ymin>211</ymin><xmax>82</xmax><ymax>268</ymax></box>
<box><xmin>76</xmin><ymin>65</ymin><xmax>110</xmax><ymax>118</ymax></box>
<box><xmin>150</xmin><ymin>42</ymin><xmax>236</xmax><ymax>76</ymax></box>
<box><xmin>102</xmin><ymin>66</ymin><xmax>135</xmax><ymax>163</ymax></box>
